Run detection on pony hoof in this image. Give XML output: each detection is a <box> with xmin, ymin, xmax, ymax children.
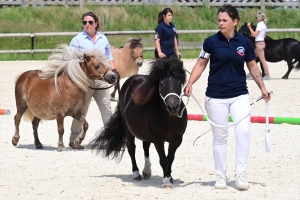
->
<box><xmin>12</xmin><ymin>139</ymin><xmax>18</xmax><ymax>146</ymax></box>
<box><xmin>58</xmin><ymin>148</ymin><xmax>63</xmax><ymax>152</ymax></box>
<box><xmin>133</xmin><ymin>175</ymin><xmax>142</xmax><ymax>181</ymax></box>
<box><xmin>282</xmin><ymin>76</ymin><xmax>288</xmax><ymax>79</ymax></box>
<box><xmin>162</xmin><ymin>183</ymin><xmax>173</xmax><ymax>188</ymax></box>
<box><xmin>162</xmin><ymin>177</ymin><xmax>173</xmax><ymax>188</ymax></box>
<box><xmin>69</xmin><ymin>142</ymin><xmax>84</xmax><ymax>150</ymax></box>
<box><xmin>142</xmin><ymin>172</ymin><xmax>151</xmax><ymax>180</ymax></box>
<box><xmin>36</xmin><ymin>145</ymin><xmax>44</xmax><ymax>149</ymax></box>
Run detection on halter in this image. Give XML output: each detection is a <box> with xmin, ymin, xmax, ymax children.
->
<box><xmin>84</xmin><ymin>57</ymin><xmax>108</xmax><ymax>80</ymax></box>
<box><xmin>83</xmin><ymin>57</ymin><xmax>116</xmax><ymax>90</ymax></box>
<box><xmin>159</xmin><ymin>85</ymin><xmax>189</xmax><ymax>118</ymax></box>
<box><xmin>131</xmin><ymin>46</ymin><xmax>143</xmax><ymax>62</ymax></box>
<box><xmin>131</xmin><ymin>54</ymin><xmax>143</xmax><ymax>61</ymax></box>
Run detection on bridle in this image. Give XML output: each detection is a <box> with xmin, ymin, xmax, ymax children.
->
<box><xmin>84</xmin><ymin>57</ymin><xmax>108</xmax><ymax>80</ymax></box>
<box><xmin>159</xmin><ymin>85</ymin><xmax>189</xmax><ymax>118</ymax></box>
<box><xmin>83</xmin><ymin>57</ymin><xmax>116</xmax><ymax>90</ymax></box>
<box><xmin>131</xmin><ymin>53</ymin><xmax>143</xmax><ymax>62</ymax></box>
<box><xmin>131</xmin><ymin>46</ymin><xmax>143</xmax><ymax>62</ymax></box>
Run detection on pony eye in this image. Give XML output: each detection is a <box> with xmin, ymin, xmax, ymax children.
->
<box><xmin>94</xmin><ymin>65</ymin><xmax>100</xmax><ymax>70</ymax></box>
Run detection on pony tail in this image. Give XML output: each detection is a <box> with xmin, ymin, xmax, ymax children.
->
<box><xmin>89</xmin><ymin>104</ymin><xmax>127</xmax><ymax>162</ymax></box>
<box><xmin>157</xmin><ymin>11</ymin><xmax>163</xmax><ymax>24</ymax></box>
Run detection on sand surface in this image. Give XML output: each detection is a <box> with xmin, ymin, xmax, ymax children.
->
<box><xmin>0</xmin><ymin>59</ymin><xmax>300</xmax><ymax>199</ymax></box>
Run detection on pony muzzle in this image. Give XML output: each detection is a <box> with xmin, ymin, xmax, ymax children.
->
<box><xmin>160</xmin><ymin>93</ymin><xmax>182</xmax><ymax>116</ymax></box>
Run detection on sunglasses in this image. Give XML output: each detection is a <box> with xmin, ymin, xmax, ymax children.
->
<box><xmin>82</xmin><ymin>20</ymin><xmax>94</xmax><ymax>25</ymax></box>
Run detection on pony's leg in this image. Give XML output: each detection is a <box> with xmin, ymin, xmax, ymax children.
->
<box><xmin>166</xmin><ymin>138</ymin><xmax>183</xmax><ymax>184</ymax></box>
<box><xmin>260</xmin><ymin>61</ymin><xmax>266</xmax><ymax>77</ymax></box>
<box><xmin>73</xmin><ymin>115</ymin><xmax>88</xmax><ymax>150</ymax></box>
<box><xmin>282</xmin><ymin>59</ymin><xmax>294</xmax><ymax>79</ymax></box>
<box><xmin>110</xmin><ymin>79</ymin><xmax>120</xmax><ymax>101</ymax></box>
<box><xmin>153</xmin><ymin>140</ymin><xmax>173</xmax><ymax>188</ymax></box>
<box><xmin>126</xmin><ymin>134</ymin><xmax>142</xmax><ymax>181</ymax></box>
<box><xmin>32</xmin><ymin>117</ymin><xmax>43</xmax><ymax>149</ymax></box>
<box><xmin>56</xmin><ymin>114</ymin><xmax>66</xmax><ymax>151</ymax></box>
<box><xmin>142</xmin><ymin>141</ymin><xmax>152</xmax><ymax>180</ymax></box>
<box><xmin>12</xmin><ymin>105</ymin><xmax>28</xmax><ymax>146</ymax></box>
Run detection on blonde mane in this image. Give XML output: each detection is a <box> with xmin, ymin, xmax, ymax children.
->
<box><xmin>38</xmin><ymin>44</ymin><xmax>108</xmax><ymax>92</ymax></box>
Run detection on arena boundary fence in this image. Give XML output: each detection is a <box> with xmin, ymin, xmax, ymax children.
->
<box><xmin>0</xmin><ymin>0</ymin><xmax>299</xmax><ymax>10</ymax></box>
<box><xmin>0</xmin><ymin>29</ymin><xmax>300</xmax><ymax>54</ymax></box>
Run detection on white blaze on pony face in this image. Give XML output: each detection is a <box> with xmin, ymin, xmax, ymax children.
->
<box><xmin>163</xmin><ymin>12</ymin><xmax>173</xmax><ymax>25</ymax></box>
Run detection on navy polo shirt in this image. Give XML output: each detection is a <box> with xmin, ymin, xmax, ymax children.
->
<box><xmin>202</xmin><ymin>31</ymin><xmax>256</xmax><ymax>98</ymax></box>
<box><xmin>155</xmin><ymin>21</ymin><xmax>177</xmax><ymax>55</ymax></box>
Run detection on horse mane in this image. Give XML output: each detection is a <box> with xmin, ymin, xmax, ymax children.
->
<box><xmin>129</xmin><ymin>38</ymin><xmax>143</xmax><ymax>49</ymax></box>
<box><xmin>38</xmin><ymin>44</ymin><xmax>108</xmax><ymax>92</ymax></box>
<box><xmin>149</xmin><ymin>58</ymin><xmax>186</xmax><ymax>85</ymax></box>
<box><xmin>133</xmin><ymin>58</ymin><xmax>186</xmax><ymax>105</ymax></box>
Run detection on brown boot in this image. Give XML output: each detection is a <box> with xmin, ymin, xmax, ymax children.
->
<box><xmin>69</xmin><ymin>141</ymin><xmax>84</xmax><ymax>149</ymax></box>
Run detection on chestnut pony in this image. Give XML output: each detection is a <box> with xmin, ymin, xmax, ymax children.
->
<box><xmin>13</xmin><ymin>44</ymin><xmax>117</xmax><ymax>151</ymax></box>
<box><xmin>90</xmin><ymin>58</ymin><xmax>187</xmax><ymax>188</ymax></box>
<box><xmin>110</xmin><ymin>38</ymin><xmax>143</xmax><ymax>101</ymax></box>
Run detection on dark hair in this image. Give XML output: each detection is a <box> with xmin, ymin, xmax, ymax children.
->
<box><xmin>157</xmin><ymin>8</ymin><xmax>173</xmax><ymax>24</ymax></box>
<box><xmin>82</xmin><ymin>11</ymin><xmax>99</xmax><ymax>31</ymax></box>
<box><xmin>218</xmin><ymin>4</ymin><xmax>241</xmax><ymax>31</ymax></box>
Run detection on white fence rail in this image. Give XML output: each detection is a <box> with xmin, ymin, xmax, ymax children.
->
<box><xmin>1</xmin><ymin>29</ymin><xmax>300</xmax><ymax>54</ymax></box>
<box><xmin>0</xmin><ymin>0</ymin><xmax>299</xmax><ymax>9</ymax></box>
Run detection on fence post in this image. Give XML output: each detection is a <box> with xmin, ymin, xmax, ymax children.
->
<box><xmin>260</xmin><ymin>0</ymin><xmax>266</xmax><ymax>10</ymax></box>
<box><xmin>21</xmin><ymin>0</ymin><xmax>27</xmax><ymax>7</ymax></box>
<box><xmin>80</xmin><ymin>0</ymin><xmax>84</xmax><ymax>9</ymax></box>
<box><xmin>31</xmin><ymin>33</ymin><xmax>35</xmax><ymax>54</ymax></box>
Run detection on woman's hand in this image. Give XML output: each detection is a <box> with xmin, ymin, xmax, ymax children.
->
<box><xmin>158</xmin><ymin>52</ymin><xmax>166</xmax><ymax>58</ymax></box>
<box><xmin>184</xmin><ymin>83</ymin><xmax>192</xmax><ymax>97</ymax></box>
<box><xmin>176</xmin><ymin>51</ymin><xmax>181</xmax><ymax>59</ymax></box>
<box><xmin>261</xmin><ymin>88</ymin><xmax>271</xmax><ymax>102</ymax></box>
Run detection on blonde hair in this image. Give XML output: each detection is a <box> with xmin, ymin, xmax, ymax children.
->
<box><xmin>257</xmin><ymin>11</ymin><xmax>267</xmax><ymax>23</ymax></box>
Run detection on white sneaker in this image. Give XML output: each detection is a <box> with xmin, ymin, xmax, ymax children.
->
<box><xmin>215</xmin><ymin>175</ymin><xmax>227</xmax><ymax>189</ymax></box>
<box><xmin>235</xmin><ymin>174</ymin><xmax>250</xmax><ymax>190</ymax></box>
<box><xmin>263</xmin><ymin>75</ymin><xmax>271</xmax><ymax>80</ymax></box>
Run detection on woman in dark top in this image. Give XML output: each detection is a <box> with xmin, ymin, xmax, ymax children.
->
<box><xmin>154</xmin><ymin>8</ymin><xmax>180</xmax><ymax>59</ymax></box>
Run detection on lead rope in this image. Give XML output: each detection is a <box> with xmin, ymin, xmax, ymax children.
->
<box><xmin>191</xmin><ymin>92</ymin><xmax>272</xmax><ymax>152</ymax></box>
<box><xmin>265</xmin><ymin>101</ymin><xmax>270</xmax><ymax>152</ymax></box>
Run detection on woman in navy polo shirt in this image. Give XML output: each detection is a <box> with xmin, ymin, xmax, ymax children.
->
<box><xmin>184</xmin><ymin>4</ymin><xmax>271</xmax><ymax>190</ymax></box>
<box><xmin>154</xmin><ymin>8</ymin><xmax>180</xmax><ymax>59</ymax></box>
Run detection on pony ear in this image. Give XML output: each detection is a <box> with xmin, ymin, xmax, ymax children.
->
<box><xmin>244</xmin><ymin>22</ymin><xmax>247</xmax><ymax>25</ymax></box>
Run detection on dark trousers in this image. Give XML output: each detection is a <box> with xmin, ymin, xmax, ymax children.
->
<box><xmin>154</xmin><ymin>49</ymin><xmax>178</xmax><ymax>59</ymax></box>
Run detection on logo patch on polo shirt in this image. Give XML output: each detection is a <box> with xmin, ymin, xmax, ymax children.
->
<box><xmin>173</xmin><ymin>28</ymin><xmax>176</xmax><ymax>32</ymax></box>
<box><xmin>236</xmin><ymin>46</ymin><xmax>245</xmax><ymax>56</ymax></box>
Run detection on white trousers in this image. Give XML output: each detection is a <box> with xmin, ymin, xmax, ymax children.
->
<box><xmin>205</xmin><ymin>94</ymin><xmax>251</xmax><ymax>177</ymax></box>
<box><xmin>69</xmin><ymin>80</ymin><xmax>112</xmax><ymax>142</ymax></box>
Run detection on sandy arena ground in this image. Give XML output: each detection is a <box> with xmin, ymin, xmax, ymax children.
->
<box><xmin>0</xmin><ymin>59</ymin><xmax>300</xmax><ymax>199</ymax></box>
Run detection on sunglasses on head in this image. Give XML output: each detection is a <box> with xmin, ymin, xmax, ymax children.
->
<box><xmin>82</xmin><ymin>20</ymin><xmax>94</xmax><ymax>25</ymax></box>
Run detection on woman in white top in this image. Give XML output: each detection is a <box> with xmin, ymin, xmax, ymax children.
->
<box><xmin>247</xmin><ymin>11</ymin><xmax>271</xmax><ymax>80</ymax></box>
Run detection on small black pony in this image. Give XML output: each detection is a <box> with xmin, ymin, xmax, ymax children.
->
<box><xmin>238</xmin><ymin>23</ymin><xmax>300</xmax><ymax>79</ymax></box>
<box><xmin>90</xmin><ymin>58</ymin><xmax>187</xmax><ymax>188</ymax></box>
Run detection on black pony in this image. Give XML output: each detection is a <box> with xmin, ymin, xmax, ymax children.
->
<box><xmin>90</xmin><ymin>58</ymin><xmax>187</xmax><ymax>188</ymax></box>
<box><xmin>238</xmin><ymin>23</ymin><xmax>300</xmax><ymax>79</ymax></box>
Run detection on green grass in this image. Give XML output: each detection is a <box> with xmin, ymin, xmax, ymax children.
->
<box><xmin>0</xmin><ymin>5</ymin><xmax>300</xmax><ymax>60</ymax></box>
